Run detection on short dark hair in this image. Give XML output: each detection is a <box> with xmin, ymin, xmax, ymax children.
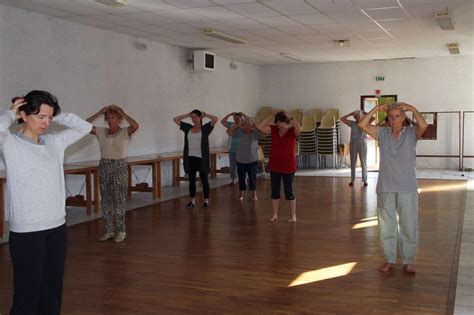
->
<box><xmin>18</xmin><ymin>90</ymin><xmax>61</xmax><ymax>124</ymax></box>
<box><xmin>191</xmin><ymin>109</ymin><xmax>202</xmax><ymax>117</ymax></box>
<box><xmin>274</xmin><ymin>111</ymin><xmax>290</xmax><ymax>124</ymax></box>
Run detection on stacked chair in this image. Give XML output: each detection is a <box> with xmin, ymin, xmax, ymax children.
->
<box><xmin>317</xmin><ymin>111</ymin><xmax>340</xmax><ymax>169</ymax></box>
<box><xmin>324</xmin><ymin>109</ymin><xmax>341</xmax><ymax>145</ymax></box>
<box><xmin>288</xmin><ymin>109</ymin><xmax>303</xmax><ymax>125</ymax></box>
<box><xmin>257</xmin><ymin>145</ymin><xmax>269</xmax><ymax>179</ymax></box>
<box><xmin>309</xmin><ymin>108</ymin><xmax>322</xmax><ymax>126</ymax></box>
<box><xmin>255</xmin><ymin>106</ymin><xmax>273</xmax><ymax>125</ymax></box>
<box><xmin>298</xmin><ymin>114</ymin><xmax>317</xmax><ymax>168</ymax></box>
<box><xmin>254</xmin><ymin>106</ymin><xmax>341</xmax><ymax>170</ymax></box>
<box><xmin>258</xmin><ymin>134</ymin><xmax>272</xmax><ymax>158</ymax></box>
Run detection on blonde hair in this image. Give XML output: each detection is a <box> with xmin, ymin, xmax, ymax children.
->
<box><xmin>104</xmin><ymin>104</ymin><xmax>124</xmax><ymax>120</ymax></box>
<box><xmin>242</xmin><ymin>116</ymin><xmax>254</xmax><ymax>125</ymax></box>
<box><xmin>388</xmin><ymin>102</ymin><xmax>404</xmax><ymax>113</ymax></box>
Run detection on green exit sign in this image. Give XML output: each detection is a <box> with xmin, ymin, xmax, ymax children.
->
<box><xmin>376</xmin><ymin>76</ymin><xmax>385</xmax><ymax>81</ymax></box>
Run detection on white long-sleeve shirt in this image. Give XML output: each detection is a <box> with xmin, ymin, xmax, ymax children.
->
<box><xmin>0</xmin><ymin>110</ymin><xmax>92</xmax><ymax>233</ymax></box>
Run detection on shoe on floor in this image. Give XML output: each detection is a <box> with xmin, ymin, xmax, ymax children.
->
<box><xmin>349</xmin><ymin>182</ymin><xmax>354</xmax><ymax>186</ymax></box>
<box><xmin>114</xmin><ymin>232</ymin><xmax>127</xmax><ymax>243</ymax></box>
<box><xmin>186</xmin><ymin>201</ymin><xmax>196</xmax><ymax>209</ymax></box>
<box><xmin>363</xmin><ymin>182</ymin><xmax>368</xmax><ymax>186</ymax></box>
<box><xmin>202</xmin><ymin>201</ymin><xmax>209</xmax><ymax>208</ymax></box>
<box><xmin>98</xmin><ymin>232</ymin><xmax>115</xmax><ymax>242</ymax></box>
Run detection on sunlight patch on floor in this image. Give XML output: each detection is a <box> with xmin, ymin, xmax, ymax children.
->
<box><xmin>418</xmin><ymin>182</ymin><xmax>466</xmax><ymax>193</ymax></box>
<box><xmin>288</xmin><ymin>262</ymin><xmax>357</xmax><ymax>287</ymax></box>
<box><xmin>352</xmin><ymin>220</ymin><xmax>378</xmax><ymax>229</ymax></box>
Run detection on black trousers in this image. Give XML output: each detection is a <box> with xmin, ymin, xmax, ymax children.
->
<box><xmin>188</xmin><ymin>156</ymin><xmax>210</xmax><ymax>199</ymax></box>
<box><xmin>9</xmin><ymin>224</ymin><xmax>67</xmax><ymax>315</ymax></box>
<box><xmin>237</xmin><ymin>161</ymin><xmax>258</xmax><ymax>191</ymax></box>
<box><xmin>270</xmin><ymin>172</ymin><xmax>295</xmax><ymax>200</ymax></box>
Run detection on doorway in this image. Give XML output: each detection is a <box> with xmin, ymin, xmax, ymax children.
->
<box><xmin>360</xmin><ymin>95</ymin><xmax>398</xmax><ymax>169</ymax></box>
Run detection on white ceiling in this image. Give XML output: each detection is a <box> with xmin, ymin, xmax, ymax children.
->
<box><xmin>1</xmin><ymin>0</ymin><xmax>473</xmax><ymax>65</ymax></box>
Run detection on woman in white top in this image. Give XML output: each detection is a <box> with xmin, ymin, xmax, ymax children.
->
<box><xmin>87</xmin><ymin>105</ymin><xmax>139</xmax><ymax>243</ymax></box>
<box><xmin>173</xmin><ymin>109</ymin><xmax>218</xmax><ymax>209</ymax></box>
<box><xmin>1</xmin><ymin>91</ymin><xmax>92</xmax><ymax>314</ymax></box>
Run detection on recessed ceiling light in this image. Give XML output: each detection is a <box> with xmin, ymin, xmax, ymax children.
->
<box><xmin>434</xmin><ymin>10</ymin><xmax>455</xmax><ymax>30</ymax></box>
<box><xmin>333</xmin><ymin>40</ymin><xmax>350</xmax><ymax>47</ymax></box>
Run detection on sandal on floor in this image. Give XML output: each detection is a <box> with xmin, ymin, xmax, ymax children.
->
<box><xmin>403</xmin><ymin>264</ymin><xmax>416</xmax><ymax>274</ymax></box>
<box><xmin>378</xmin><ymin>263</ymin><xmax>394</xmax><ymax>273</ymax></box>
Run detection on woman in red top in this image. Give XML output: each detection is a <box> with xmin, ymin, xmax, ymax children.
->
<box><xmin>257</xmin><ymin>110</ymin><xmax>301</xmax><ymax>222</ymax></box>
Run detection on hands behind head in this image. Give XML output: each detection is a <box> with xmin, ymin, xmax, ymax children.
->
<box><xmin>104</xmin><ymin>104</ymin><xmax>125</xmax><ymax>116</ymax></box>
<box><xmin>11</xmin><ymin>97</ymin><xmax>26</xmax><ymax>119</ymax></box>
<box><xmin>272</xmin><ymin>109</ymin><xmax>286</xmax><ymax>116</ymax></box>
<box><xmin>399</xmin><ymin>102</ymin><xmax>413</xmax><ymax>112</ymax></box>
<box><xmin>377</xmin><ymin>104</ymin><xmax>389</xmax><ymax>112</ymax></box>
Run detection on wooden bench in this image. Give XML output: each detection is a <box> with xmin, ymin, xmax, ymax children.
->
<box><xmin>0</xmin><ymin>147</ymin><xmax>228</xmax><ymax>236</ymax></box>
<box><xmin>0</xmin><ymin>165</ymin><xmax>100</xmax><ymax>237</ymax></box>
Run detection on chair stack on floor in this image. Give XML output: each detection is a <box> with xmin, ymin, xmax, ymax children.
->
<box><xmin>258</xmin><ymin>134</ymin><xmax>272</xmax><ymax>158</ymax></box>
<box><xmin>255</xmin><ymin>106</ymin><xmax>273</xmax><ymax>125</ymax></box>
<box><xmin>298</xmin><ymin>114</ymin><xmax>317</xmax><ymax>169</ymax></box>
<box><xmin>309</xmin><ymin>108</ymin><xmax>322</xmax><ymax>126</ymax></box>
<box><xmin>317</xmin><ymin>110</ymin><xmax>340</xmax><ymax>169</ymax></box>
<box><xmin>255</xmin><ymin>106</ymin><xmax>342</xmax><ymax>170</ymax></box>
<box><xmin>289</xmin><ymin>109</ymin><xmax>303</xmax><ymax>125</ymax></box>
<box><xmin>257</xmin><ymin>145</ymin><xmax>269</xmax><ymax>179</ymax></box>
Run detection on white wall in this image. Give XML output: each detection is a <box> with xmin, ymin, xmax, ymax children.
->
<box><xmin>0</xmin><ymin>4</ymin><xmax>261</xmax><ymax>194</ymax></box>
<box><xmin>261</xmin><ymin>56</ymin><xmax>474</xmax><ymax>169</ymax></box>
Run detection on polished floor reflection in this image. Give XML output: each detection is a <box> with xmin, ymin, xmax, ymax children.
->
<box><xmin>0</xmin><ymin>177</ymin><xmax>466</xmax><ymax>314</ymax></box>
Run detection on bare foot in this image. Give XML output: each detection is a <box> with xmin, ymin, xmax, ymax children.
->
<box><xmin>253</xmin><ymin>196</ymin><xmax>258</xmax><ymax>201</ymax></box>
<box><xmin>288</xmin><ymin>217</ymin><xmax>297</xmax><ymax>223</ymax></box>
<box><xmin>403</xmin><ymin>264</ymin><xmax>416</xmax><ymax>274</ymax></box>
<box><xmin>269</xmin><ymin>216</ymin><xmax>278</xmax><ymax>222</ymax></box>
<box><xmin>239</xmin><ymin>196</ymin><xmax>244</xmax><ymax>201</ymax></box>
<box><xmin>378</xmin><ymin>262</ymin><xmax>394</xmax><ymax>273</ymax></box>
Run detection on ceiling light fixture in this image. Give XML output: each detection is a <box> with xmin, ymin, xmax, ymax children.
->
<box><xmin>333</xmin><ymin>39</ymin><xmax>350</xmax><ymax>47</ymax></box>
<box><xmin>95</xmin><ymin>0</ymin><xmax>127</xmax><ymax>7</ymax></box>
<box><xmin>447</xmin><ymin>42</ymin><xmax>460</xmax><ymax>55</ymax></box>
<box><xmin>202</xmin><ymin>29</ymin><xmax>247</xmax><ymax>44</ymax></box>
<box><xmin>279</xmin><ymin>53</ymin><xmax>303</xmax><ymax>62</ymax></box>
<box><xmin>434</xmin><ymin>10</ymin><xmax>455</xmax><ymax>30</ymax></box>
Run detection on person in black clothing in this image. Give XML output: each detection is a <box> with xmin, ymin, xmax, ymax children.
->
<box><xmin>173</xmin><ymin>110</ymin><xmax>218</xmax><ymax>208</ymax></box>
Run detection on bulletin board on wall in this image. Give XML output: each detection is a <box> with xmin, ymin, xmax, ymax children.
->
<box><xmin>360</xmin><ymin>95</ymin><xmax>398</xmax><ymax>124</ymax></box>
<box><xmin>420</xmin><ymin>112</ymin><xmax>437</xmax><ymax>140</ymax></box>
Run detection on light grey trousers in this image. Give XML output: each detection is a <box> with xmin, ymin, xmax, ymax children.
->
<box><xmin>350</xmin><ymin>139</ymin><xmax>367</xmax><ymax>182</ymax></box>
<box><xmin>99</xmin><ymin>158</ymin><xmax>128</xmax><ymax>234</ymax></box>
<box><xmin>377</xmin><ymin>192</ymin><xmax>418</xmax><ymax>264</ymax></box>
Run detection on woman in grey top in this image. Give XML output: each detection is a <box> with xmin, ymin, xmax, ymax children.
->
<box><xmin>341</xmin><ymin>110</ymin><xmax>371</xmax><ymax>186</ymax></box>
<box><xmin>360</xmin><ymin>102</ymin><xmax>427</xmax><ymax>274</ymax></box>
<box><xmin>228</xmin><ymin>117</ymin><xmax>261</xmax><ymax>201</ymax></box>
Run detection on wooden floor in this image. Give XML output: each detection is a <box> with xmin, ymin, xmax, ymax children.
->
<box><xmin>0</xmin><ymin>177</ymin><xmax>466</xmax><ymax>314</ymax></box>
